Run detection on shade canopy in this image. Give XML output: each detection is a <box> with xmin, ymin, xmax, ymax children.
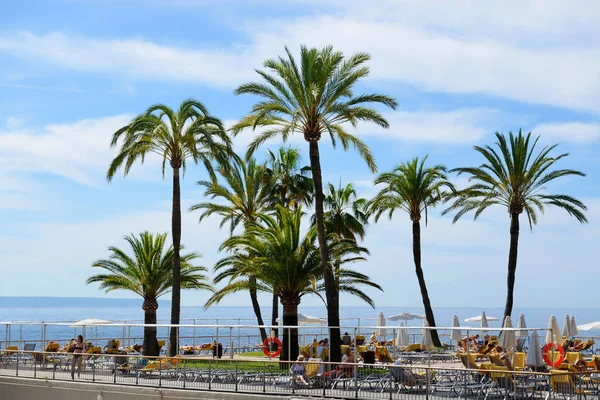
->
<box><xmin>464</xmin><ymin>311</ymin><xmax>499</xmax><ymax>325</ymax></box>
<box><xmin>525</xmin><ymin>331</ymin><xmax>545</xmax><ymax>367</ymax></box>
<box><xmin>450</xmin><ymin>315</ymin><xmax>462</xmax><ymax>341</ymax></box>
<box><xmin>376</xmin><ymin>312</ymin><xmax>387</xmax><ymax>337</ymax></box>
<box><xmin>515</xmin><ymin>314</ymin><xmax>528</xmax><ymax>338</ymax></box>
<box><xmin>395</xmin><ymin>322</ymin><xmax>410</xmax><ymax>347</ymax></box>
<box><xmin>546</xmin><ymin>315</ymin><xmax>561</xmax><ymax>344</ymax></box>
<box><xmin>499</xmin><ymin>316</ymin><xmax>516</xmax><ymax>350</ymax></box>
<box><xmin>276</xmin><ymin>314</ymin><xmax>324</xmax><ymax>324</ymax></box>
<box><xmin>562</xmin><ymin>314</ymin><xmax>571</xmax><ymax>338</ymax></box>
<box><xmin>388</xmin><ymin>312</ymin><xmax>426</xmax><ymax>322</ymax></box>
<box><xmin>570</xmin><ymin>316</ymin><xmax>578</xmax><ymax>336</ymax></box>
<box><xmin>70</xmin><ymin>318</ymin><xmax>112</xmax><ymax>327</ymax></box>
<box><xmin>577</xmin><ymin>321</ymin><xmax>600</xmax><ymax>331</ymax></box>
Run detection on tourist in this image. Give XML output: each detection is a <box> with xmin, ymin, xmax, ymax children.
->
<box><xmin>71</xmin><ymin>335</ymin><xmax>86</xmax><ymax>379</ymax></box>
<box><xmin>290</xmin><ymin>355</ymin><xmax>308</xmax><ymax>385</ymax></box>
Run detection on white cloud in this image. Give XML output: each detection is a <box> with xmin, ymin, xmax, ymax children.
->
<box><xmin>355</xmin><ymin>109</ymin><xmax>497</xmax><ymax>144</ymax></box>
<box><xmin>2</xmin><ymin>1</ymin><xmax>600</xmax><ymax>112</ymax></box>
<box><xmin>533</xmin><ymin>122</ymin><xmax>600</xmax><ymax>144</ymax></box>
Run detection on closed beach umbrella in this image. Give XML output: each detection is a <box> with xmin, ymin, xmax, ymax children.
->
<box><xmin>525</xmin><ymin>331</ymin><xmax>545</xmax><ymax>367</ymax></box>
<box><xmin>450</xmin><ymin>315</ymin><xmax>462</xmax><ymax>342</ymax></box>
<box><xmin>546</xmin><ymin>315</ymin><xmax>561</xmax><ymax>344</ymax></box>
<box><xmin>516</xmin><ymin>314</ymin><xmax>528</xmax><ymax>338</ymax></box>
<box><xmin>376</xmin><ymin>312</ymin><xmax>387</xmax><ymax>338</ymax></box>
<box><xmin>396</xmin><ymin>322</ymin><xmax>410</xmax><ymax>347</ymax></box>
<box><xmin>562</xmin><ymin>314</ymin><xmax>571</xmax><ymax>338</ymax></box>
<box><xmin>570</xmin><ymin>316</ymin><xmax>578</xmax><ymax>336</ymax></box>
<box><xmin>421</xmin><ymin>319</ymin><xmax>433</xmax><ymax>348</ymax></box>
<box><xmin>388</xmin><ymin>312</ymin><xmax>426</xmax><ymax>323</ymax></box>
<box><xmin>499</xmin><ymin>316</ymin><xmax>516</xmax><ymax>350</ymax></box>
<box><xmin>577</xmin><ymin>321</ymin><xmax>600</xmax><ymax>331</ymax></box>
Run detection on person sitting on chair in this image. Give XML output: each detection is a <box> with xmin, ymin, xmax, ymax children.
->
<box><xmin>461</xmin><ymin>334</ymin><xmax>479</xmax><ymax>352</ymax></box>
<box><xmin>290</xmin><ymin>355</ymin><xmax>309</xmax><ymax>385</ymax></box>
<box><xmin>342</xmin><ymin>332</ymin><xmax>352</xmax><ymax>346</ymax></box>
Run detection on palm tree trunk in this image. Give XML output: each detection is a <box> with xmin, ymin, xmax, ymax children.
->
<box><xmin>271</xmin><ymin>293</ymin><xmax>279</xmax><ymax>338</ymax></box>
<box><xmin>169</xmin><ymin>166</ymin><xmax>182</xmax><ymax>357</ymax></box>
<box><xmin>503</xmin><ymin>213</ymin><xmax>520</xmax><ymax>320</ymax></box>
<box><xmin>280</xmin><ymin>298</ymin><xmax>299</xmax><ymax>363</ymax></box>
<box><xmin>308</xmin><ymin>141</ymin><xmax>340</xmax><ymax>362</ymax></box>
<box><xmin>412</xmin><ymin>219</ymin><xmax>441</xmax><ymax>347</ymax></box>
<box><xmin>143</xmin><ymin>304</ymin><xmax>158</xmax><ymax>357</ymax></box>
<box><xmin>249</xmin><ymin>277</ymin><xmax>268</xmax><ymax>342</ymax></box>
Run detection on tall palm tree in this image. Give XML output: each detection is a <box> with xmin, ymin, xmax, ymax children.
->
<box><xmin>232</xmin><ymin>46</ymin><xmax>397</xmax><ymax>361</ymax></box>
<box><xmin>263</xmin><ymin>146</ymin><xmax>314</xmax><ymax>334</ymax></box>
<box><xmin>321</xmin><ymin>182</ymin><xmax>368</xmax><ymax>241</ymax></box>
<box><xmin>443</xmin><ymin>130</ymin><xmax>587</xmax><ymax>320</ymax></box>
<box><xmin>206</xmin><ymin>206</ymin><xmax>381</xmax><ymax>362</ymax></box>
<box><xmin>86</xmin><ymin>232</ymin><xmax>211</xmax><ymax>356</ymax></box>
<box><xmin>107</xmin><ymin>98</ymin><xmax>232</xmax><ymax>356</ymax></box>
<box><xmin>369</xmin><ymin>156</ymin><xmax>453</xmax><ymax>347</ymax></box>
<box><xmin>190</xmin><ymin>157</ymin><xmax>272</xmax><ymax>341</ymax></box>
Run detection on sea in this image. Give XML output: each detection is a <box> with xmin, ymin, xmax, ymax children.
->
<box><xmin>1</xmin><ymin>298</ymin><xmax>599</xmax><ymax>349</ymax></box>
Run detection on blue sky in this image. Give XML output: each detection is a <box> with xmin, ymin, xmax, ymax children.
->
<box><xmin>1</xmin><ymin>0</ymin><xmax>599</xmax><ymax>309</ymax></box>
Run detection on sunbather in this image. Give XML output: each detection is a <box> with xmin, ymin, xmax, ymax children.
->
<box><xmin>290</xmin><ymin>355</ymin><xmax>309</xmax><ymax>385</ymax></box>
<box><xmin>461</xmin><ymin>334</ymin><xmax>479</xmax><ymax>352</ymax></box>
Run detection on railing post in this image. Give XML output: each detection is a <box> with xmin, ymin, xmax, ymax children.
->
<box><xmin>16</xmin><ymin>350</ymin><xmax>19</xmax><ymax>376</ymax></box>
<box><xmin>159</xmin><ymin>357</ymin><xmax>162</xmax><ymax>387</ymax></box>
<box><xmin>262</xmin><ymin>360</ymin><xmax>266</xmax><ymax>393</ymax></box>
<box><xmin>230</xmin><ymin>327</ymin><xmax>233</xmax><ymax>360</ymax></box>
<box><xmin>113</xmin><ymin>356</ymin><xmax>116</xmax><ymax>383</ymax></box>
<box><xmin>235</xmin><ymin>361</ymin><xmax>238</xmax><ymax>391</ymax></box>
<box><xmin>354</xmin><ymin>363</ymin><xmax>358</xmax><ymax>398</ymax></box>
<box><xmin>135</xmin><ymin>356</ymin><xmax>139</xmax><ymax>386</ymax></box>
<box><xmin>93</xmin><ymin>357</ymin><xmax>96</xmax><ymax>382</ymax></box>
<box><xmin>33</xmin><ymin>354</ymin><xmax>37</xmax><ymax>378</ymax></box>
<box><xmin>182</xmin><ymin>358</ymin><xmax>186</xmax><ymax>389</ymax></box>
<box><xmin>208</xmin><ymin>359</ymin><xmax>212</xmax><ymax>390</ymax></box>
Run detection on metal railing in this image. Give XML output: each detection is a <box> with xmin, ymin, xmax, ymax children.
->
<box><xmin>2</xmin><ymin>349</ymin><xmax>600</xmax><ymax>399</ymax></box>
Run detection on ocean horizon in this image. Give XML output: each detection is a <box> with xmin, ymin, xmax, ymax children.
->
<box><xmin>1</xmin><ymin>297</ymin><xmax>600</xmax><ymax>346</ymax></box>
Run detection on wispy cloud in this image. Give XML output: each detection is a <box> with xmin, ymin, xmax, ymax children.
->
<box><xmin>0</xmin><ymin>82</ymin><xmax>83</xmax><ymax>93</ymax></box>
<box><xmin>533</xmin><ymin>122</ymin><xmax>600</xmax><ymax>144</ymax></box>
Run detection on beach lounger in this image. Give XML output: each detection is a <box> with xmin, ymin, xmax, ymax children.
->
<box><xmin>549</xmin><ymin>369</ymin><xmax>592</xmax><ymax>399</ymax></box>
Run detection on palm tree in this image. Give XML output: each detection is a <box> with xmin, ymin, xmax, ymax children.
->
<box><xmin>190</xmin><ymin>157</ymin><xmax>272</xmax><ymax>341</ymax></box>
<box><xmin>206</xmin><ymin>206</ymin><xmax>382</xmax><ymax>362</ymax></box>
<box><xmin>263</xmin><ymin>146</ymin><xmax>314</xmax><ymax>334</ymax></box>
<box><xmin>321</xmin><ymin>182</ymin><xmax>368</xmax><ymax>241</ymax></box>
<box><xmin>86</xmin><ymin>232</ymin><xmax>211</xmax><ymax>356</ymax></box>
<box><xmin>107</xmin><ymin>98</ymin><xmax>232</xmax><ymax>356</ymax></box>
<box><xmin>369</xmin><ymin>156</ymin><xmax>453</xmax><ymax>347</ymax></box>
<box><xmin>444</xmin><ymin>130</ymin><xmax>587</xmax><ymax>319</ymax></box>
<box><xmin>232</xmin><ymin>46</ymin><xmax>397</xmax><ymax>361</ymax></box>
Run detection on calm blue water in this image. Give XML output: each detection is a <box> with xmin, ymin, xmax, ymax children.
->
<box><xmin>1</xmin><ymin>305</ymin><xmax>600</xmax><ymax>348</ymax></box>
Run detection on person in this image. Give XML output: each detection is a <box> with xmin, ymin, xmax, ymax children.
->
<box><xmin>329</xmin><ymin>347</ymin><xmax>356</xmax><ymax>380</ymax></box>
<box><xmin>342</xmin><ymin>332</ymin><xmax>352</xmax><ymax>346</ymax></box>
<box><xmin>499</xmin><ymin>350</ymin><xmax>512</xmax><ymax>369</ymax></box>
<box><xmin>369</xmin><ymin>332</ymin><xmax>377</xmax><ymax>344</ymax></box>
<box><xmin>391</xmin><ymin>358</ymin><xmax>425</xmax><ymax>383</ymax></box>
<box><xmin>461</xmin><ymin>334</ymin><xmax>479</xmax><ymax>352</ymax></box>
<box><xmin>290</xmin><ymin>355</ymin><xmax>308</xmax><ymax>385</ymax></box>
<box><xmin>132</xmin><ymin>344</ymin><xmax>143</xmax><ymax>353</ymax></box>
<box><xmin>71</xmin><ymin>335</ymin><xmax>86</xmax><ymax>379</ymax></box>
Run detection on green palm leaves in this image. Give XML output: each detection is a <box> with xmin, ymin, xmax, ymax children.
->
<box><xmin>444</xmin><ymin>130</ymin><xmax>587</xmax><ymax>319</ymax></box>
<box><xmin>445</xmin><ymin>130</ymin><xmax>587</xmax><ymax>227</ymax></box>
<box><xmin>87</xmin><ymin>232</ymin><xmax>211</xmax><ymax>355</ymax></box>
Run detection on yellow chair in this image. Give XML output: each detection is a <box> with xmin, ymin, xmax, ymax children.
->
<box><xmin>565</xmin><ymin>351</ymin><xmax>583</xmax><ymax>365</ymax></box>
<box><xmin>340</xmin><ymin>345</ymin><xmax>350</xmax><ymax>354</ymax></box>
<box><xmin>549</xmin><ymin>369</ymin><xmax>591</xmax><ymax>397</ymax></box>
<box><xmin>299</xmin><ymin>345</ymin><xmax>311</xmax><ymax>358</ymax></box>
<box><xmin>44</xmin><ymin>342</ymin><xmax>60</xmax><ymax>352</ymax></box>
<box><xmin>512</xmin><ymin>352</ymin><xmax>526</xmax><ymax>371</ymax></box>
<box><xmin>355</xmin><ymin>335</ymin><xmax>365</xmax><ymax>346</ymax></box>
<box><xmin>375</xmin><ymin>346</ymin><xmax>393</xmax><ymax>363</ymax></box>
<box><xmin>305</xmin><ymin>360</ymin><xmax>319</xmax><ymax>379</ymax></box>
<box><xmin>458</xmin><ymin>352</ymin><xmax>481</xmax><ymax>369</ymax></box>
<box><xmin>405</xmin><ymin>343</ymin><xmax>421</xmax><ymax>352</ymax></box>
<box><xmin>488</xmin><ymin>354</ymin><xmax>505</xmax><ymax>367</ymax></box>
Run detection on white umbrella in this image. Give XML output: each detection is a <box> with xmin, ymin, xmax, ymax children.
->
<box><xmin>577</xmin><ymin>321</ymin><xmax>600</xmax><ymax>331</ymax></box>
<box><xmin>515</xmin><ymin>314</ymin><xmax>529</xmax><ymax>338</ymax></box>
<box><xmin>450</xmin><ymin>315</ymin><xmax>462</xmax><ymax>342</ymax></box>
<box><xmin>376</xmin><ymin>312</ymin><xmax>387</xmax><ymax>339</ymax></box>
<box><xmin>276</xmin><ymin>314</ymin><xmax>324</xmax><ymax>324</ymax></box>
<box><xmin>70</xmin><ymin>318</ymin><xmax>112</xmax><ymax>343</ymax></box>
<box><xmin>499</xmin><ymin>316</ymin><xmax>516</xmax><ymax>350</ymax></box>
<box><xmin>70</xmin><ymin>318</ymin><xmax>112</xmax><ymax>326</ymax></box>
<box><xmin>562</xmin><ymin>314</ymin><xmax>571</xmax><ymax>338</ymax></box>
<box><xmin>421</xmin><ymin>319</ymin><xmax>433</xmax><ymax>348</ymax></box>
<box><xmin>465</xmin><ymin>311</ymin><xmax>499</xmax><ymax>325</ymax></box>
<box><xmin>570</xmin><ymin>316</ymin><xmax>578</xmax><ymax>336</ymax></box>
<box><xmin>395</xmin><ymin>322</ymin><xmax>410</xmax><ymax>347</ymax></box>
<box><xmin>525</xmin><ymin>331</ymin><xmax>545</xmax><ymax>367</ymax></box>
<box><xmin>546</xmin><ymin>315</ymin><xmax>561</xmax><ymax>344</ymax></box>
<box><xmin>388</xmin><ymin>312</ymin><xmax>426</xmax><ymax>322</ymax></box>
